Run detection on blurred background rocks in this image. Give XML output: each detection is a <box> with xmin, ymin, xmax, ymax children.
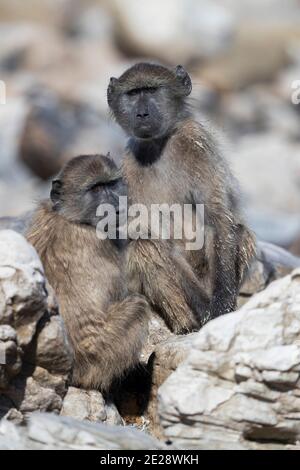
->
<box><xmin>0</xmin><ymin>0</ymin><xmax>300</xmax><ymax>251</ymax></box>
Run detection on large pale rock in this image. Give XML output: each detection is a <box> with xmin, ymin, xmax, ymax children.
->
<box><xmin>146</xmin><ymin>334</ymin><xmax>198</xmax><ymax>438</ymax></box>
<box><xmin>158</xmin><ymin>269</ymin><xmax>300</xmax><ymax>449</ymax></box>
<box><xmin>0</xmin><ymin>231</ymin><xmax>73</xmax><ymax>419</ymax></box>
<box><xmin>231</xmin><ymin>134</ymin><xmax>300</xmax><ymax>216</ymax></box>
<box><xmin>0</xmin><ymin>230</ymin><xmax>47</xmax><ymax>348</ymax></box>
<box><xmin>61</xmin><ymin>387</ymin><xmax>122</xmax><ymax>426</ymax></box>
<box><xmin>108</xmin><ymin>0</ymin><xmax>234</xmax><ymax>63</ymax></box>
<box><xmin>199</xmin><ymin>21</ymin><xmax>300</xmax><ymax>91</ymax></box>
<box><xmin>0</xmin><ymin>0</ymin><xmax>78</xmax><ymax>28</ymax></box>
<box><xmin>0</xmin><ymin>97</ymin><xmax>28</xmax><ymax>178</ymax></box>
<box><xmin>0</xmin><ymin>412</ymin><xmax>166</xmax><ymax>450</ymax></box>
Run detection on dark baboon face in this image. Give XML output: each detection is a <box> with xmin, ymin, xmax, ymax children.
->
<box><xmin>107</xmin><ymin>63</ymin><xmax>192</xmax><ymax>140</ymax></box>
<box><xmin>51</xmin><ymin>154</ymin><xmax>126</xmax><ymax>227</ymax></box>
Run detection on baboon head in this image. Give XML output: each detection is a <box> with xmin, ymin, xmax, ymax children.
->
<box><xmin>51</xmin><ymin>154</ymin><xmax>126</xmax><ymax>228</ymax></box>
<box><xmin>107</xmin><ymin>63</ymin><xmax>192</xmax><ymax>140</ymax></box>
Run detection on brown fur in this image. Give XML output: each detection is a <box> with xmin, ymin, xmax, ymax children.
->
<box><xmin>107</xmin><ymin>63</ymin><xmax>256</xmax><ymax>329</ymax></box>
<box><xmin>123</xmin><ymin>119</ymin><xmax>256</xmax><ymax>321</ymax></box>
<box><xmin>26</xmin><ymin>156</ymin><xmax>149</xmax><ymax>392</ymax></box>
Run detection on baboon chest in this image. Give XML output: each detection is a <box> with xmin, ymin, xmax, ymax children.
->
<box><xmin>125</xmin><ymin>154</ymin><xmax>188</xmax><ymax>208</ymax></box>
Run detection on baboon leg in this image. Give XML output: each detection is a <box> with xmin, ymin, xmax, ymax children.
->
<box><xmin>209</xmin><ymin>223</ymin><xmax>256</xmax><ymax>320</ymax></box>
<box><xmin>236</xmin><ymin>224</ymin><xmax>256</xmax><ymax>287</ymax></box>
<box><xmin>72</xmin><ymin>295</ymin><xmax>149</xmax><ymax>392</ymax></box>
<box><xmin>127</xmin><ymin>240</ymin><xmax>210</xmax><ymax>334</ymax></box>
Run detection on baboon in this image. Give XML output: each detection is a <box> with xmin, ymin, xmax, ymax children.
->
<box><xmin>26</xmin><ymin>154</ymin><xmax>149</xmax><ymax>392</ymax></box>
<box><xmin>107</xmin><ymin>62</ymin><xmax>256</xmax><ymax>328</ymax></box>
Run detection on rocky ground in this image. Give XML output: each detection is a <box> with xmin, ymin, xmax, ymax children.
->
<box><xmin>1</xmin><ymin>0</ymin><xmax>300</xmax><ymax>450</ymax></box>
<box><xmin>1</xmin><ymin>229</ymin><xmax>300</xmax><ymax>450</ymax></box>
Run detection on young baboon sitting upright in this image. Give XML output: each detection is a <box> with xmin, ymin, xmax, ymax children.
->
<box><xmin>107</xmin><ymin>62</ymin><xmax>256</xmax><ymax>328</ymax></box>
<box><xmin>26</xmin><ymin>154</ymin><xmax>149</xmax><ymax>392</ymax></box>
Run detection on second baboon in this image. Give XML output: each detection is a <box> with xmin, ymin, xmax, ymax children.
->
<box><xmin>107</xmin><ymin>62</ymin><xmax>256</xmax><ymax>327</ymax></box>
<box><xmin>26</xmin><ymin>154</ymin><xmax>149</xmax><ymax>392</ymax></box>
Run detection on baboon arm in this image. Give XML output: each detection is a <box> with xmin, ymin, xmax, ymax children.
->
<box><xmin>192</xmin><ymin>188</ymin><xmax>240</xmax><ymax>319</ymax></box>
<box><xmin>209</xmin><ymin>219</ymin><xmax>256</xmax><ymax>319</ymax></box>
<box><xmin>127</xmin><ymin>240</ymin><xmax>208</xmax><ymax>334</ymax></box>
<box><xmin>72</xmin><ymin>295</ymin><xmax>149</xmax><ymax>392</ymax></box>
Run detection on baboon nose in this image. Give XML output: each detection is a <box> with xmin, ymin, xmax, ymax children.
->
<box><xmin>137</xmin><ymin>112</ymin><xmax>149</xmax><ymax>119</ymax></box>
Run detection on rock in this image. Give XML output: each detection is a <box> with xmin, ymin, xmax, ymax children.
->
<box><xmin>0</xmin><ymin>231</ymin><xmax>73</xmax><ymax>420</ymax></box>
<box><xmin>1</xmin><ymin>408</ymin><xmax>24</xmax><ymax>425</ymax></box>
<box><xmin>0</xmin><ymin>325</ymin><xmax>22</xmax><ymax>389</ymax></box>
<box><xmin>61</xmin><ymin>387</ymin><xmax>122</xmax><ymax>425</ymax></box>
<box><xmin>231</xmin><ymin>133</ymin><xmax>300</xmax><ymax>215</ymax></box>
<box><xmin>0</xmin><ymin>0</ymin><xmax>79</xmax><ymax>29</ymax></box>
<box><xmin>157</xmin><ymin>269</ymin><xmax>300</xmax><ymax>449</ymax></box>
<box><xmin>222</xmin><ymin>87</ymin><xmax>300</xmax><ymax>139</ymax></box>
<box><xmin>247</xmin><ymin>210</ymin><xmax>300</xmax><ymax>248</ymax></box>
<box><xmin>199</xmin><ymin>22</ymin><xmax>300</xmax><ymax>91</ymax></box>
<box><xmin>238</xmin><ymin>241</ymin><xmax>300</xmax><ymax>307</ymax></box>
<box><xmin>67</xmin><ymin>4</ymin><xmax>114</xmax><ymax>41</ymax></box>
<box><xmin>220</xmin><ymin>0</ymin><xmax>300</xmax><ymax>21</ymax></box>
<box><xmin>0</xmin><ymin>230</ymin><xmax>47</xmax><ymax>348</ymax></box>
<box><xmin>0</xmin><ymin>97</ymin><xmax>28</xmax><ymax>178</ymax></box>
<box><xmin>0</xmin><ymin>211</ymin><xmax>34</xmax><ymax>235</ymax></box>
<box><xmin>27</xmin><ymin>315</ymin><xmax>73</xmax><ymax>376</ymax></box>
<box><xmin>141</xmin><ymin>313</ymin><xmax>173</xmax><ymax>363</ymax></box>
<box><xmin>109</xmin><ymin>0</ymin><xmax>234</xmax><ymax>63</ymax></box>
<box><xmin>0</xmin><ymin>412</ymin><xmax>166</xmax><ymax>450</ymax></box>
<box><xmin>147</xmin><ymin>333</ymin><xmax>198</xmax><ymax>438</ymax></box>
<box><xmin>5</xmin><ymin>374</ymin><xmax>63</xmax><ymax>415</ymax></box>
<box><xmin>19</xmin><ymin>87</ymin><xmax>125</xmax><ymax>180</ymax></box>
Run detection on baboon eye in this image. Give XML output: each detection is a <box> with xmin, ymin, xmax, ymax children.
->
<box><xmin>90</xmin><ymin>183</ymin><xmax>104</xmax><ymax>193</ymax></box>
<box><xmin>126</xmin><ymin>87</ymin><xmax>157</xmax><ymax>96</ymax></box>
<box><xmin>126</xmin><ymin>89</ymin><xmax>140</xmax><ymax>97</ymax></box>
<box><xmin>90</xmin><ymin>179</ymin><xmax>119</xmax><ymax>192</ymax></box>
<box><xmin>146</xmin><ymin>87</ymin><xmax>158</xmax><ymax>94</ymax></box>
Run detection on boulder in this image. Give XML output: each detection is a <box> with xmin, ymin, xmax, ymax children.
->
<box><xmin>0</xmin><ymin>231</ymin><xmax>72</xmax><ymax>420</ymax></box>
<box><xmin>61</xmin><ymin>387</ymin><xmax>122</xmax><ymax>426</ymax></box>
<box><xmin>108</xmin><ymin>0</ymin><xmax>234</xmax><ymax>63</ymax></box>
<box><xmin>157</xmin><ymin>269</ymin><xmax>300</xmax><ymax>449</ymax></box>
<box><xmin>0</xmin><ymin>412</ymin><xmax>167</xmax><ymax>450</ymax></box>
<box><xmin>0</xmin><ymin>230</ymin><xmax>47</xmax><ymax>348</ymax></box>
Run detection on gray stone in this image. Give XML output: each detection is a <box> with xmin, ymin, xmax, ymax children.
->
<box><xmin>109</xmin><ymin>0</ymin><xmax>234</xmax><ymax>63</ymax></box>
<box><xmin>0</xmin><ymin>412</ymin><xmax>167</xmax><ymax>450</ymax></box>
<box><xmin>0</xmin><ymin>325</ymin><xmax>22</xmax><ymax>389</ymax></box>
<box><xmin>0</xmin><ymin>230</ymin><xmax>47</xmax><ymax>348</ymax></box>
<box><xmin>157</xmin><ymin>269</ymin><xmax>300</xmax><ymax>449</ymax></box>
<box><xmin>30</xmin><ymin>315</ymin><xmax>73</xmax><ymax>376</ymax></box>
<box><xmin>61</xmin><ymin>387</ymin><xmax>122</xmax><ymax>425</ymax></box>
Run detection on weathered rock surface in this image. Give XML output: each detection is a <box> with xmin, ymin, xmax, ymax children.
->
<box><xmin>0</xmin><ymin>230</ymin><xmax>47</xmax><ymax>348</ymax></box>
<box><xmin>27</xmin><ymin>315</ymin><xmax>73</xmax><ymax>376</ymax></box>
<box><xmin>0</xmin><ymin>325</ymin><xmax>22</xmax><ymax>389</ymax></box>
<box><xmin>157</xmin><ymin>269</ymin><xmax>300</xmax><ymax>449</ymax></box>
<box><xmin>0</xmin><ymin>412</ymin><xmax>166</xmax><ymax>450</ymax></box>
<box><xmin>61</xmin><ymin>387</ymin><xmax>122</xmax><ymax>426</ymax></box>
<box><xmin>0</xmin><ymin>231</ymin><xmax>73</xmax><ymax>421</ymax></box>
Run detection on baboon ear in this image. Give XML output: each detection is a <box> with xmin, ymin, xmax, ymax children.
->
<box><xmin>50</xmin><ymin>179</ymin><xmax>63</xmax><ymax>208</ymax></box>
<box><xmin>107</xmin><ymin>77</ymin><xmax>119</xmax><ymax>103</ymax></box>
<box><xmin>175</xmin><ymin>65</ymin><xmax>192</xmax><ymax>96</ymax></box>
